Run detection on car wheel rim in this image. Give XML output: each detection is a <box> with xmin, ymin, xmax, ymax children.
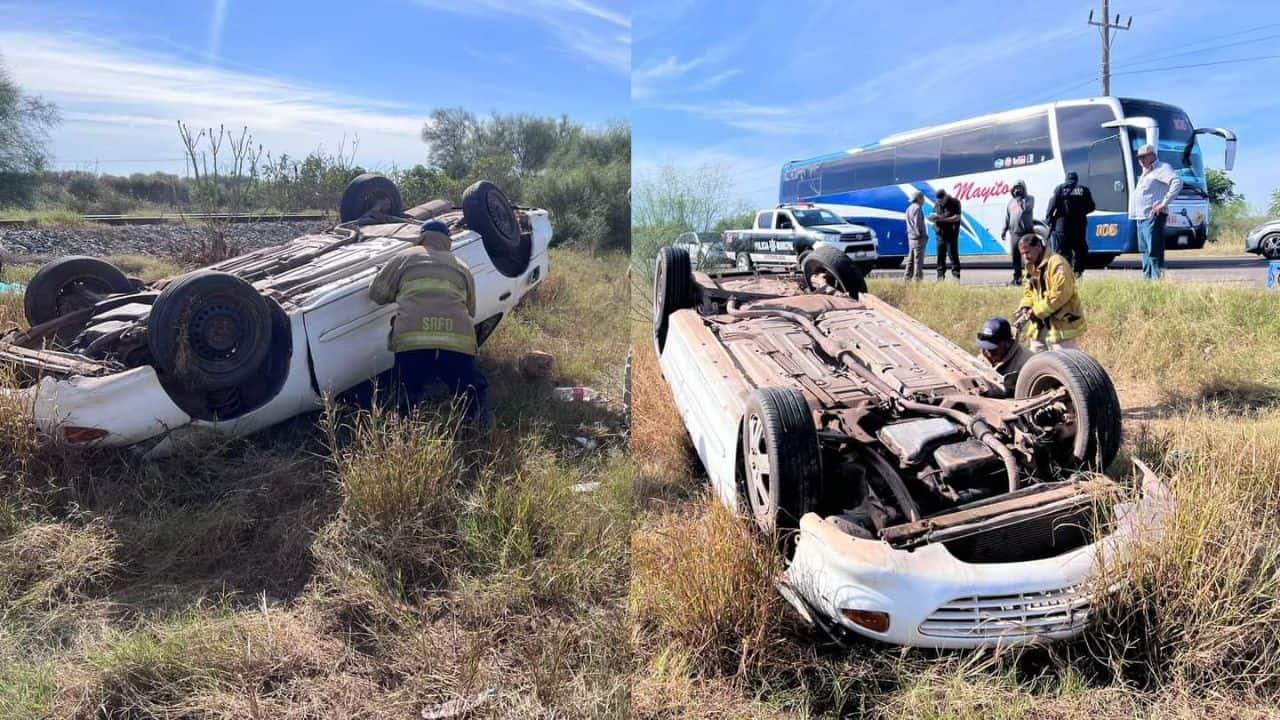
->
<box><xmin>188</xmin><ymin>299</ymin><xmax>245</xmax><ymax>362</ymax></box>
<box><xmin>737</xmin><ymin>254</ymin><xmax>749</xmax><ymax>270</ymax></box>
<box><xmin>652</xmin><ymin>259</ymin><xmax>666</xmax><ymax>335</ymax></box>
<box><xmin>746</xmin><ymin>413</ymin><xmax>774</xmax><ymax>531</ymax></box>
<box><xmin>1265</xmin><ymin>237</ymin><xmax>1280</xmax><ymax>256</ymax></box>
<box><xmin>1029</xmin><ymin>376</ymin><xmax>1078</xmax><ymax>443</ymax></box>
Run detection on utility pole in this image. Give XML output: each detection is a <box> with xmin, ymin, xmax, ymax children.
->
<box><xmin>1088</xmin><ymin>0</ymin><xmax>1133</xmax><ymax>96</ymax></box>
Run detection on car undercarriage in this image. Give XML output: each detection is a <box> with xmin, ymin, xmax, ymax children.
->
<box><xmin>652</xmin><ymin>244</ymin><xmax>1163</xmax><ymax>646</ymax></box>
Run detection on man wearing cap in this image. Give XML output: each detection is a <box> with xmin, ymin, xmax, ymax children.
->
<box><xmin>369</xmin><ymin>219</ymin><xmax>488</xmax><ymax>422</ymax></box>
<box><xmin>1001</xmin><ymin>180</ymin><xmax>1035</xmax><ymax>285</ymax></box>
<box><xmin>904</xmin><ymin>190</ymin><xmax>927</xmax><ymax>282</ymax></box>
<box><xmin>1044</xmin><ymin>171</ymin><xmax>1096</xmax><ymax>275</ymax></box>
<box><xmin>1131</xmin><ymin>144</ymin><xmax>1183</xmax><ymax>280</ymax></box>
<box><xmin>1016</xmin><ymin>232</ymin><xmax>1086</xmax><ymax>351</ymax></box>
<box><xmin>977</xmin><ymin>317</ymin><xmax>1032</xmax><ymax>397</ymax></box>
<box><xmin>930</xmin><ymin>188</ymin><xmax>962</xmax><ymax>280</ymax></box>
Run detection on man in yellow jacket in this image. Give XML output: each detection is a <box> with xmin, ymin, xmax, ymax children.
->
<box><xmin>369</xmin><ymin>220</ymin><xmax>487</xmax><ymax>422</ymax></box>
<box><xmin>1016</xmin><ymin>232</ymin><xmax>1086</xmax><ymax>350</ymax></box>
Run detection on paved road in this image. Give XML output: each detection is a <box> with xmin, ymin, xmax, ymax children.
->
<box><xmin>868</xmin><ymin>254</ymin><xmax>1274</xmax><ymax>287</ymax></box>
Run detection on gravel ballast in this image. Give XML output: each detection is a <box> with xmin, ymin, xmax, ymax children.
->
<box><xmin>0</xmin><ymin>220</ymin><xmax>332</xmax><ymax>263</ymax></box>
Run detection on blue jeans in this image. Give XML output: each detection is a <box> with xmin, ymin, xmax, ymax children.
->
<box><xmin>391</xmin><ymin>349</ymin><xmax>489</xmax><ymax>422</ymax></box>
<box><xmin>1138</xmin><ymin>214</ymin><xmax>1167</xmax><ymax>280</ymax></box>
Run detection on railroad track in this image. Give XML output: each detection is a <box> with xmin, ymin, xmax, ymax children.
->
<box><xmin>0</xmin><ymin>212</ymin><xmax>329</xmax><ymax>228</ymax></box>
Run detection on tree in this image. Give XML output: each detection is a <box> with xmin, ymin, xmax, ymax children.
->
<box><xmin>632</xmin><ymin>162</ymin><xmax>748</xmax><ymax>233</ymax></box>
<box><xmin>1206</xmin><ymin>168</ymin><xmax>1240</xmax><ymax>207</ymax></box>
<box><xmin>632</xmin><ymin>162</ymin><xmax>749</xmax><ymax>276</ymax></box>
<box><xmin>1270</xmin><ymin>189</ymin><xmax>1280</xmax><ymax>219</ymax></box>
<box><xmin>421</xmin><ymin>107</ymin><xmax>479</xmax><ymax>180</ymax></box>
<box><xmin>0</xmin><ymin>53</ymin><xmax>59</xmax><ymax>206</ymax></box>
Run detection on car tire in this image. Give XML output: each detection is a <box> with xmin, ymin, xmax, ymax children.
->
<box><xmin>801</xmin><ymin>245</ymin><xmax>867</xmax><ymax>298</ymax></box>
<box><xmin>1261</xmin><ymin>233</ymin><xmax>1280</xmax><ymax>260</ymax></box>
<box><xmin>653</xmin><ymin>246</ymin><xmax>695</xmax><ymax>353</ymax></box>
<box><xmin>736</xmin><ymin>252</ymin><xmax>754</xmax><ymax>271</ymax></box>
<box><xmin>339</xmin><ymin>173</ymin><xmax>403</xmax><ymax>222</ymax></box>
<box><xmin>1082</xmin><ymin>253</ymin><xmax>1118</xmax><ymax>269</ymax></box>
<box><xmin>463</xmin><ymin>180</ymin><xmax>531</xmax><ymax>279</ymax></box>
<box><xmin>24</xmin><ymin>256</ymin><xmax>134</xmax><ymax>327</ymax></box>
<box><xmin>741</xmin><ymin>386</ymin><xmax>822</xmax><ymax>539</ymax></box>
<box><xmin>148</xmin><ymin>270</ymin><xmax>274</xmax><ymax>391</ymax></box>
<box><xmin>1015</xmin><ymin>349</ymin><xmax>1122</xmax><ymax>471</ymax></box>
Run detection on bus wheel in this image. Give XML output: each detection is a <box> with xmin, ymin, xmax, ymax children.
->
<box><xmin>1082</xmin><ymin>253</ymin><xmax>1118</xmax><ymax>269</ymax></box>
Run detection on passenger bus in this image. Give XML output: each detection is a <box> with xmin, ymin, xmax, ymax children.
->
<box><xmin>780</xmin><ymin>97</ymin><xmax>1236</xmax><ymax>268</ymax></box>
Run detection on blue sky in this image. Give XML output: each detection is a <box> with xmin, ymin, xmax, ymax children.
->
<box><xmin>633</xmin><ymin>0</ymin><xmax>1280</xmax><ymax>213</ymax></box>
<box><xmin>0</xmin><ymin>0</ymin><xmax>629</xmax><ymax>176</ymax></box>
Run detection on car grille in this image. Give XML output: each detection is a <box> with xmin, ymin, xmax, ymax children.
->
<box><xmin>840</xmin><ymin>232</ymin><xmax>871</xmax><ymax>244</ymax></box>
<box><xmin>918</xmin><ymin>584</ymin><xmax>1091</xmax><ymax>640</ymax></box>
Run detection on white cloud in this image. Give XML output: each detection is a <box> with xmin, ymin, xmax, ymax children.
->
<box><xmin>0</xmin><ymin>31</ymin><xmax>428</xmax><ymax>171</ymax></box>
<box><xmin>648</xmin><ymin>100</ymin><xmax>806</xmax><ymax>135</ymax></box>
<box><xmin>410</xmin><ymin>0</ymin><xmax>629</xmax><ymax>75</ymax></box>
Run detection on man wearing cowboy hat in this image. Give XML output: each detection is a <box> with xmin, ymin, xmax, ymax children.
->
<box><xmin>1131</xmin><ymin>144</ymin><xmax>1183</xmax><ymax>281</ymax></box>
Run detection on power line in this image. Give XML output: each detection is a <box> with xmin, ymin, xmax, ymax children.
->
<box><xmin>1110</xmin><ymin>53</ymin><xmax>1280</xmax><ymax>77</ymax></box>
<box><xmin>1112</xmin><ymin>21</ymin><xmax>1280</xmax><ymax>67</ymax></box>
<box><xmin>1112</xmin><ymin>30</ymin><xmax>1280</xmax><ymax>71</ymax></box>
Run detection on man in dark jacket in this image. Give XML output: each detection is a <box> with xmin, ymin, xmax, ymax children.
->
<box><xmin>1044</xmin><ymin>171</ymin><xmax>1096</xmax><ymax>275</ymax></box>
<box><xmin>1001</xmin><ymin>180</ymin><xmax>1035</xmax><ymax>285</ymax></box>
<box><xmin>930</xmin><ymin>188</ymin><xmax>962</xmax><ymax>280</ymax></box>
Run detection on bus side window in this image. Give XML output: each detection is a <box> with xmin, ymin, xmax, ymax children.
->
<box><xmin>991</xmin><ymin>113</ymin><xmax>1053</xmax><ymax>166</ymax></box>
<box><xmin>894</xmin><ymin>137</ymin><xmax>941</xmax><ymax>184</ymax></box>
<box><xmin>940</xmin><ymin>126</ymin><xmax>994</xmax><ymax>177</ymax></box>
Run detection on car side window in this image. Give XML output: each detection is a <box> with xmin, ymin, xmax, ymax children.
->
<box><xmin>756</xmin><ymin>211</ymin><xmax>774</xmax><ymax>229</ymax></box>
<box><xmin>777</xmin><ymin>212</ymin><xmax>794</xmax><ymax>229</ymax></box>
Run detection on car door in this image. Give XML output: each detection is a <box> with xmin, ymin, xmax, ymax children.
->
<box><xmin>771</xmin><ymin>211</ymin><xmax>800</xmax><ymax>265</ymax></box>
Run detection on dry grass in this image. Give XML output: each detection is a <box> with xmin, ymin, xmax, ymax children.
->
<box><xmin>0</xmin><ymin>247</ymin><xmax>631</xmax><ymax>719</ymax></box>
<box><xmin>871</xmin><ymin>277</ymin><xmax>1280</xmax><ymax>396</ymax></box>
<box><xmin>0</xmin><ymin>209</ymin><xmax>89</xmax><ymax>229</ymax></box>
<box><xmin>630</xmin><ymin>271</ymin><xmax>1280</xmax><ymax>718</ymax></box>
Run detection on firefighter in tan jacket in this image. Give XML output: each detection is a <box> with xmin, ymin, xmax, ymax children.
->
<box><xmin>369</xmin><ymin>220</ymin><xmax>488</xmax><ymax>421</ymax></box>
<box><xmin>1015</xmin><ymin>232</ymin><xmax>1086</xmax><ymax>351</ymax></box>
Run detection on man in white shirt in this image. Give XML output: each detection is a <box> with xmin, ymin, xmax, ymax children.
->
<box><xmin>1130</xmin><ymin>144</ymin><xmax>1183</xmax><ymax>280</ymax></box>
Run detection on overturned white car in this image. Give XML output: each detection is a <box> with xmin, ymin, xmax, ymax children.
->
<box><xmin>652</xmin><ymin>245</ymin><xmax>1170</xmax><ymax>649</ymax></box>
<box><xmin>0</xmin><ymin>175</ymin><xmax>549</xmax><ymax>456</ymax></box>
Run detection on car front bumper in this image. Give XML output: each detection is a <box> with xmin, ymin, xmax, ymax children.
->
<box><xmin>782</xmin><ymin>463</ymin><xmax>1172</xmax><ymax>649</ymax></box>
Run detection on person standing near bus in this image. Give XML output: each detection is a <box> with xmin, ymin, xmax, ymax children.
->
<box><xmin>1001</xmin><ymin>180</ymin><xmax>1035</xmax><ymax>285</ymax></box>
<box><xmin>1131</xmin><ymin>144</ymin><xmax>1183</xmax><ymax>281</ymax></box>
<box><xmin>1044</xmin><ymin>171</ymin><xmax>1096</xmax><ymax>276</ymax></box>
<box><xmin>931</xmin><ymin>188</ymin><xmax>962</xmax><ymax>280</ymax></box>
<box><xmin>904</xmin><ymin>190</ymin><xmax>927</xmax><ymax>281</ymax></box>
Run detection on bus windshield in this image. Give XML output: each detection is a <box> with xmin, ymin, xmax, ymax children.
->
<box><xmin>1120</xmin><ymin>99</ymin><xmax>1205</xmax><ymax>183</ymax></box>
<box><xmin>792</xmin><ymin>208</ymin><xmax>845</xmax><ymax>227</ymax></box>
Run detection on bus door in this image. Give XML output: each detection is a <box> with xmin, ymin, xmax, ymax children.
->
<box><xmin>1056</xmin><ymin>105</ymin><xmax>1132</xmax><ymax>253</ymax></box>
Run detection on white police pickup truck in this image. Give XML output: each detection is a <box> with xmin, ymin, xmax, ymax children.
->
<box><xmin>722</xmin><ymin>203</ymin><xmax>878</xmax><ymax>273</ymax></box>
